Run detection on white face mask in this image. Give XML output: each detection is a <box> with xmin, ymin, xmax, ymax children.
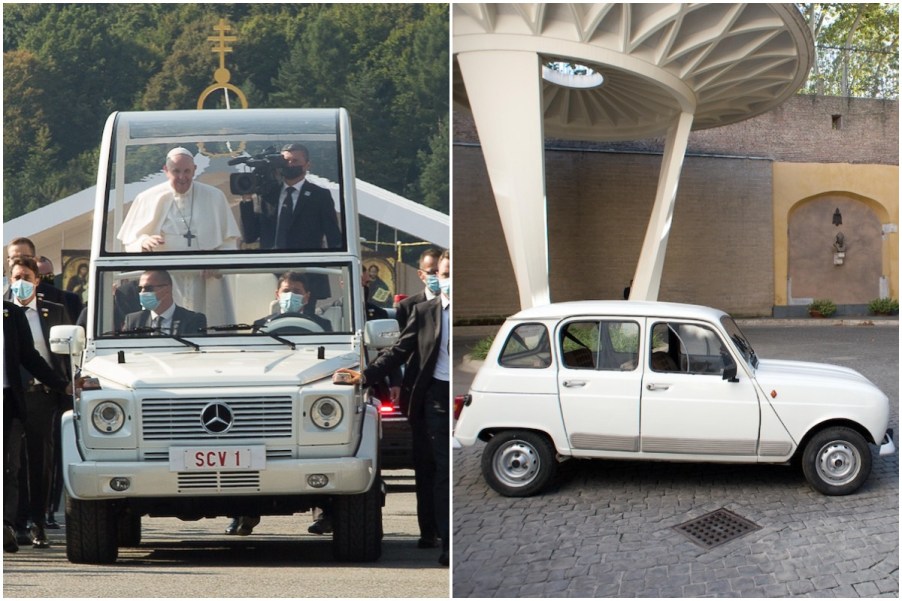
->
<box><xmin>10</xmin><ymin>279</ymin><xmax>35</xmax><ymax>303</ymax></box>
<box><xmin>278</xmin><ymin>291</ymin><xmax>305</xmax><ymax>313</ymax></box>
<box><xmin>439</xmin><ymin>277</ymin><xmax>450</xmax><ymax>300</ymax></box>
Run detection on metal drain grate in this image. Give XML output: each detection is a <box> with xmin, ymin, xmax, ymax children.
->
<box><xmin>673</xmin><ymin>508</ymin><xmax>760</xmax><ymax>549</ymax></box>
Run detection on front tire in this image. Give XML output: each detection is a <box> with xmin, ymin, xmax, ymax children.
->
<box><xmin>481</xmin><ymin>430</ymin><xmax>556</xmax><ymax>497</ymax></box>
<box><xmin>332</xmin><ymin>478</ymin><xmax>384</xmax><ymax>562</ymax></box>
<box><xmin>66</xmin><ymin>496</ymin><xmax>119</xmax><ymax>564</ymax></box>
<box><xmin>802</xmin><ymin>426</ymin><xmax>872</xmax><ymax>495</ymax></box>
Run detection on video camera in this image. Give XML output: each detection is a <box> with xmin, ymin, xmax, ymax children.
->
<box><xmin>228</xmin><ymin>146</ymin><xmax>287</xmax><ymax>195</ymax></box>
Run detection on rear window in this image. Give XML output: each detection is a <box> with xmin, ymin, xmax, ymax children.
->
<box><xmin>498</xmin><ymin>323</ymin><xmax>551</xmax><ymax>369</ymax></box>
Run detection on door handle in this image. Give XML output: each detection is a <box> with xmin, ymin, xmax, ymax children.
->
<box><xmin>563</xmin><ymin>380</ymin><xmax>587</xmax><ymax>388</ymax></box>
<box><xmin>646</xmin><ymin>383</ymin><xmax>670</xmax><ymax>391</ymax></box>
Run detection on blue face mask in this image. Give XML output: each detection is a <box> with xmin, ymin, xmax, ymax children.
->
<box><xmin>10</xmin><ymin>279</ymin><xmax>35</xmax><ymax>302</ymax></box>
<box><xmin>439</xmin><ymin>278</ymin><xmax>450</xmax><ymax>300</ymax></box>
<box><xmin>425</xmin><ymin>274</ymin><xmax>441</xmax><ymax>295</ymax></box>
<box><xmin>278</xmin><ymin>291</ymin><xmax>305</xmax><ymax>313</ymax></box>
<box><xmin>139</xmin><ymin>291</ymin><xmax>160</xmax><ymax>312</ymax></box>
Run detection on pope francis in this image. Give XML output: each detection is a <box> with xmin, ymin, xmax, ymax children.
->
<box><xmin>117</xmin><ymin>147</ymin><xmax>241</xmax><ymax>252</ymax></box>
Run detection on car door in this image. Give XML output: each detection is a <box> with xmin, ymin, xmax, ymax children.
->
<box><xmin>557</xmin><ymin>318</ymin><xmax>643</xmax><ymax>454</ymax></box>
<box><xmin>640</xmin><ymin>319</ymin><xmax>760</xmax><ymax>457</ymax></box>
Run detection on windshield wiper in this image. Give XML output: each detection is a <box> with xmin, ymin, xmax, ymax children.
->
<box><xmin>261</xmin><ymin>332</ymin><xmax>296</xmax><ymax>350</ymax></box>
<box><xmin>104</xmin><ymin>327</ymin><xmax>200</xmax><ymax>351</ymax></box>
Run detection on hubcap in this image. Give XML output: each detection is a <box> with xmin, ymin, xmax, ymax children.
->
<box><xmin>815</xmin><ymin>440</ymin><xmax>861</xmax><ymax>485</ymax></box>
<box><xmin>493</xmin><ymin>440</ymin><xmax>540</xmax><ymax>487</ymax></box>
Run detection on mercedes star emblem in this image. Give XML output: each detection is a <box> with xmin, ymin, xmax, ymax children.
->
<box><xmin>200</xmin><ymin>402</ymin><xmax>235</xmax><ymax>435</ymax></box>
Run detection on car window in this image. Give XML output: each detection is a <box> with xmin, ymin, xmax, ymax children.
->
<box><xmin>498</xmin><ymin>323</ymin><xmax>551</xmax><ymax>369</ymax></box>
<box><xmin>649</xmin><ymin>322</ymin><xmax>730</xmax><ymax>375</ymax></box>
<box><xmin>561</xmin><ymin>320</ymin><xmax>639</xmax><ymax>371</ymax></box>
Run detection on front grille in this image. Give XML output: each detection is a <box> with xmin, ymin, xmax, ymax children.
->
<box><xmin>177</xmin><ymin>471</ymin><xmax>261</xmax><ymax>493</ymax></box>
<box><xmin>142</xmin><ymin>397</ymin><xmax>293</xmax><ymax>441</ymax></box>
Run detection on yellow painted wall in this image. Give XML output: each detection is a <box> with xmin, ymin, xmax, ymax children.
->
<box><xmin>773</xmin><ymin>163</ymin><xmax>899</xmax><ymax>305</ymax></box>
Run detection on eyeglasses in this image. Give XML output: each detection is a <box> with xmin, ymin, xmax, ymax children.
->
<box><xmin>137</xmin><ymin>284</ymin><xmax>169</xmax><ymax>292</ymax></box>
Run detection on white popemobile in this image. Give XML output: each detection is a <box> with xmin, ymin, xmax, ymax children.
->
<box><xmin>454</xmin><ymin>301</ymin><xmax>895</xmax><ymax>497</ymax></box>
<box><xmin>49</xmin><ymin>109</ymin><xmax>399</xmax><ymax>564</ymax></box>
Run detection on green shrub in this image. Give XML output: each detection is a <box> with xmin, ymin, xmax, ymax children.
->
<box><xmin>868</xmin><ymin>297</ymin><xmax>899</xmax><ymax>315</ymax></box>
<box><xmin>468</xmin><ymin>335</ymin><xmax>495</xmax><ymax>360</ymax></box>
<box><xmin>807</xmin><ymin>299</ymin><xmax>837</xmax><ymax>317</ymax></box>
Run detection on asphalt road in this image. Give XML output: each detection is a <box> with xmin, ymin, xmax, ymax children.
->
<box><xmin>2</xmin><ymin>473</ymin><xmax>449</xmax><ymax>598</ymax></box>
<box><xmin>452</xmin><ymin>321</ymin><xmax>899</xmax><ymax>597</ymax></box>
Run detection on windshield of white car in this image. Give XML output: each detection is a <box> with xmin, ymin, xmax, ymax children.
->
<box><xmin>720</xmin><ymin>316</ymin><xmax>758</xmax><ymax>369</ymax></box>
<box><xmin>91</xmin><ymin>263</ymin><xmax>356</xmax><ymax>341</ymax></box>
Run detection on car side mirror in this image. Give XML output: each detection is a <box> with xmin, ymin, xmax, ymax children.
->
<box><xmin>50</xmin><ymin>325</ymin><xmax>85</xmax><ymax>357</ymax></box>
<box><xmin>722</xmin><ymin>362</ymin><xmax>739</xmax><ymax>382</ymax></box>
<box><xmin>364</xmin><ymin>319</ymin><xmax>399</xmax><ymax>349</ymax></box>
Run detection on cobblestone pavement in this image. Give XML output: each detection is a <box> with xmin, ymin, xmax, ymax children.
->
<box><xmin>452</xmin><ymin>322</ymin><xmax>899</xmax><ymax>597</ymax></box>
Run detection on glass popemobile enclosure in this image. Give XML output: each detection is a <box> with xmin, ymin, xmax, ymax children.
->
<box><xmin>50</xmin><ymin>109</ymin><xmax>398</xmax><ymax>564</ymax></box>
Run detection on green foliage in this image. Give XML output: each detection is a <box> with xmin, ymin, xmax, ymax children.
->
<box><xmin>867</xmin><ymin>297</ymin><xmax>899</xmax><ymax>315</ymax></box>
<box><xmin>798</xmin><ymin>3</ymin><xmax>899</xmax><ymax>98</ymax></box>
<box><xmin>3</xmin><ymin>4</ymin><xmax>449</xmax><ymax>222</ymax></box>
<box><xmin>469</xmin><ymin>335</ymin><xmax>496</xmax><ymax>361</ymax></box>
<box><xmin>808</xmin><ymin>298</ymin><xmax>837</xmax><ymax>317</ymax></box>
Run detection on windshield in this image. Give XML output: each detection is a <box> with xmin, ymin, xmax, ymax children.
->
<box><xmin>101</xmin><ymin>109</ymin><xmax>347</xmax><ymax>254</ymax></box>
<box><xmin>91</xmin><ymin>263</ymin><xmax>355</xmax><ymax>340</ymax></box>
<box><xmin>720</xmin><ymin>315</ymin><xmax>758</xmax><ymax>369</ymax></box>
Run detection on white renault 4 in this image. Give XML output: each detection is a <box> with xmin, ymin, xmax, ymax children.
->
<box><xmin>454</xmin><ymin>301</ymin><xmax>895</xmax><ymax>497</ymax></box>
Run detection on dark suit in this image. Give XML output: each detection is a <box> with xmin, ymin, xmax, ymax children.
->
<box><xmin>3</xmin><ymin>299</ymin><xmax>71</xmax><ymax>530</ymax></box>
<box><xmin>37</xmin><ymin>281</ymin><xmax>83</xmax><ymax>324</ymax></box>
<box><xmin>123</xmin><ymin>305</ymin><xmax>207</xmax><ymax>335</ymax></box>
<box><xmin>240</xmin><ymin>180</ymin><xmax>342</xmax><ymax>250</ymax></box>
<box><xmin>363</xmin><ymin>296</ymin><xmax>449</xmax><ymax>550</ymax></box>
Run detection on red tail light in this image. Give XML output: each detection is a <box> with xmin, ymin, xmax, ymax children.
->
<box><xmin>379</xmin><ymin>401</ymin><xmax>394</xmax><ymax>414</ymax></box>
<box><xmin>453</xmin><ymin>394</ymin><xmax>470</xmax><ymax>420</ymax></box>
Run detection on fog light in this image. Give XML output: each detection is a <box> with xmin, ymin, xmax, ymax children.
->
<box><xmin>307</xmin><ymin>474</ymin><xmax>329</xmax><ymax>488</ymax></box>
<box><xmin>110</xmin><ymin>477</ymin><xmax>131</xmax><ymax>492</ymax></box>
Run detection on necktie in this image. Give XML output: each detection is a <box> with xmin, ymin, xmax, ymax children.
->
<box><xmin>151</xmin><ymin>316</ymin><xmax>161</xmax><ymax>333</ymax></box>
<box><xmin>275</xmin><ymin>188</ymin><xmax>294</xmax><ymax>248</ymax></box>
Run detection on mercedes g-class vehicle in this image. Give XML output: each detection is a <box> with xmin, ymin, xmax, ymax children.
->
<box><xmin>50</xmin><ymin>109</ymin><xmax>397</xmax><ymax>563</ymax></box>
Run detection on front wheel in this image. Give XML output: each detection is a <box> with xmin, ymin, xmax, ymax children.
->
<box><xmin>481</xmin><ymin>430</ymin><xmax>556</xmax><ymax>497</ymax></box>
<box><xmin>66</xmin><ymin>496</ymin><xmax>119</xmax><ymax>564</ymax></box>
<box><xmin>332</xmin><ymin>479</ymin><xmax>384</xmax><ymax>562</ymax></box>
<box><xmin>802</xmin><ymin>426</ymin><xmax>872</xmax><ymax>495</ymax></box>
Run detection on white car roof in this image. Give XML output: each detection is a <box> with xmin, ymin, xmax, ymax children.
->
<box><xmin>507</xmin><ymin>300</ymin><xmax>729</xmax><ymax>322</ymax></box>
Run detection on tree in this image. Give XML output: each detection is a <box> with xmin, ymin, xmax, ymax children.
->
<box><xmin>798</xmin><ymin>3</ymin><xmax>899</xmax><ymax>98</ymax></box>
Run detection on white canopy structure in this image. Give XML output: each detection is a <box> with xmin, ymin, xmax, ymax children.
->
<box><xmin>454</xmin><ymin>3</ymin><xmax>813</xmax><ymax>308</ymax></box>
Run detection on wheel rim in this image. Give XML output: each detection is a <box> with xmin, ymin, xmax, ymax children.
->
<box><xmin>815</xmin><ymin>439</ymin><xmax>861</xmax><ymax>486</ymax></box>
<box><xmin>493</xmin><ymin>439</ymin><xmax>540</xmax><ymax>488</ymax></box>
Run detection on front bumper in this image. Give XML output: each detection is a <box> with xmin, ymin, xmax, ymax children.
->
<box><xmin>61</xmin><ymin>411</ymin><xmax>379</xmax><ymax>500</ymax></box>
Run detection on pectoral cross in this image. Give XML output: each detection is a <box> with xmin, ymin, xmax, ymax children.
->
<box><xmin>184</xmin><ymin>230</ymin><xmax>197</xmax><ymax>247</ymax></box>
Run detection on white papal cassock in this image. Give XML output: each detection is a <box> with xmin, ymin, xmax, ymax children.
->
<box><xmin>117</xmin><ymin>180</ymin><xmax>241</xmax><ymax>315</ymax></box>
<box><xmin>117</xmin><ymin>181</ymin><xmax>241</xmax><ymax>252</ymax></box>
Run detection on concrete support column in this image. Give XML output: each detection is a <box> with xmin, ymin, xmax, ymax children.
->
<box><xmin>630</xmin><ymin>111</ymin><xmax>694</xmax><ymax>301</ymax></box>
<box><xmin>457</xmin><ymin>50</ymin><xmax>550</xmax><ymax>309</ymax></box>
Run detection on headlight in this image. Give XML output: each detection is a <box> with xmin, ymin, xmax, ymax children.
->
<box><xmin>92</xmin><ymin>401</ymin><xmax>125</xmax><ymax>433</ymax></box>
<box><xmin>310</xmin><ymin>397</ymin><xmax>343</xmax><ymax>429</ymax></box>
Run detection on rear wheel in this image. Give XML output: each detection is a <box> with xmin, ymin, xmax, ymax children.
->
<box><xmin>802</xmin><ymin>426</ymin><xmax>872</xmax><ymax>495</ymax></box>
<box><xmin>66</xmin><ymin>496</ymin><xmax>119</xmax><ymax>564</ymax></box>
<box><xmin>332</xmin><ymin>478</ymin><xmax>384</xmax><ymax>562</ymax></box>
<box><xmin>481</xmin><ymin>430</ymin><xmax>556</xmax><ymax>497</ymax></box>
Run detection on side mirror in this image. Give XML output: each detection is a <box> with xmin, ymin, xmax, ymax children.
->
<box><xmin>50</xmin><ymin>325</ymin><xmax>85</xmax><ymax>357</ymax></box>
<box><xmin>722</xmin><ymin>362</ymin><xmax>739</xmax><ymax>382</ymax></box>
<box><xmin>364</xmin><ymin>319</ymin><xmax>400</xmax><ymax>349</ymax></box>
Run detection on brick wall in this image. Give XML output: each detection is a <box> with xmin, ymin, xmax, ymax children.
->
<box><xmin>454</xmin><ymin>147</ymin><xmax>774</xmax><ymax>320</ymax></box>
<box><xmin>453</xmin><ymin>94</ymin><xmax>898</xmax><ymax>322</ymax></box>
<box><xmin>455</xmin><ymin>95</ymin><xmax>899</xmax><ymax>164</ymax></box>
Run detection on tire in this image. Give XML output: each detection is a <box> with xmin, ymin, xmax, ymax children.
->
<box><xmin>481</xmin><ymin>430</ymin><xmax>556</xmax><ymax>497</ymax></box>
<box><xmin>802</xmin><ymin>426</ymin><xmax>872</xmax><ymax>495</ymax></box>
<box><xmin>117</xmin><ymin>510</ymin><xmax>142</xmax><ymax>547</ymax></box>
<box><xmin>66</xmin><ymin>496</ymin><xmax>119</xmax><ymax>564</ymax></box>
<box><xmin>332</xmin><ymin>479</ymin><xmax>383</xmax><ymax>562</ymax></box>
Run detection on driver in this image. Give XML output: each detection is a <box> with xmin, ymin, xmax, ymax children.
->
<box><xmin>252</xmin><ymin>271</ymin><xmax>332</xmax><ymax>333</ymax></box>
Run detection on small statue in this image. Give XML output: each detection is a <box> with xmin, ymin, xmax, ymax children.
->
<box><xmin>832</xmin><ymin>232</ymin><xmax>847</xmax><ymax>253</ymax></box>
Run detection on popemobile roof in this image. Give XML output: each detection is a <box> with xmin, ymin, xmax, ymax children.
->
<box><xmin>507</xmin><ymin>300</ymin><xmax>730</xmax><ymax>322</ymax></box>
<box><xmin>453</xmin><ymin>3</ymin><xmax>814</xmax><ymax>141</ymax></box>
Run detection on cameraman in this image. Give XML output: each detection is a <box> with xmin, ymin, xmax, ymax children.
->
<box><xmin>239</xmin><ymin>143</ymin><xmax>342</xmax><ymax>250</ymax></box>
